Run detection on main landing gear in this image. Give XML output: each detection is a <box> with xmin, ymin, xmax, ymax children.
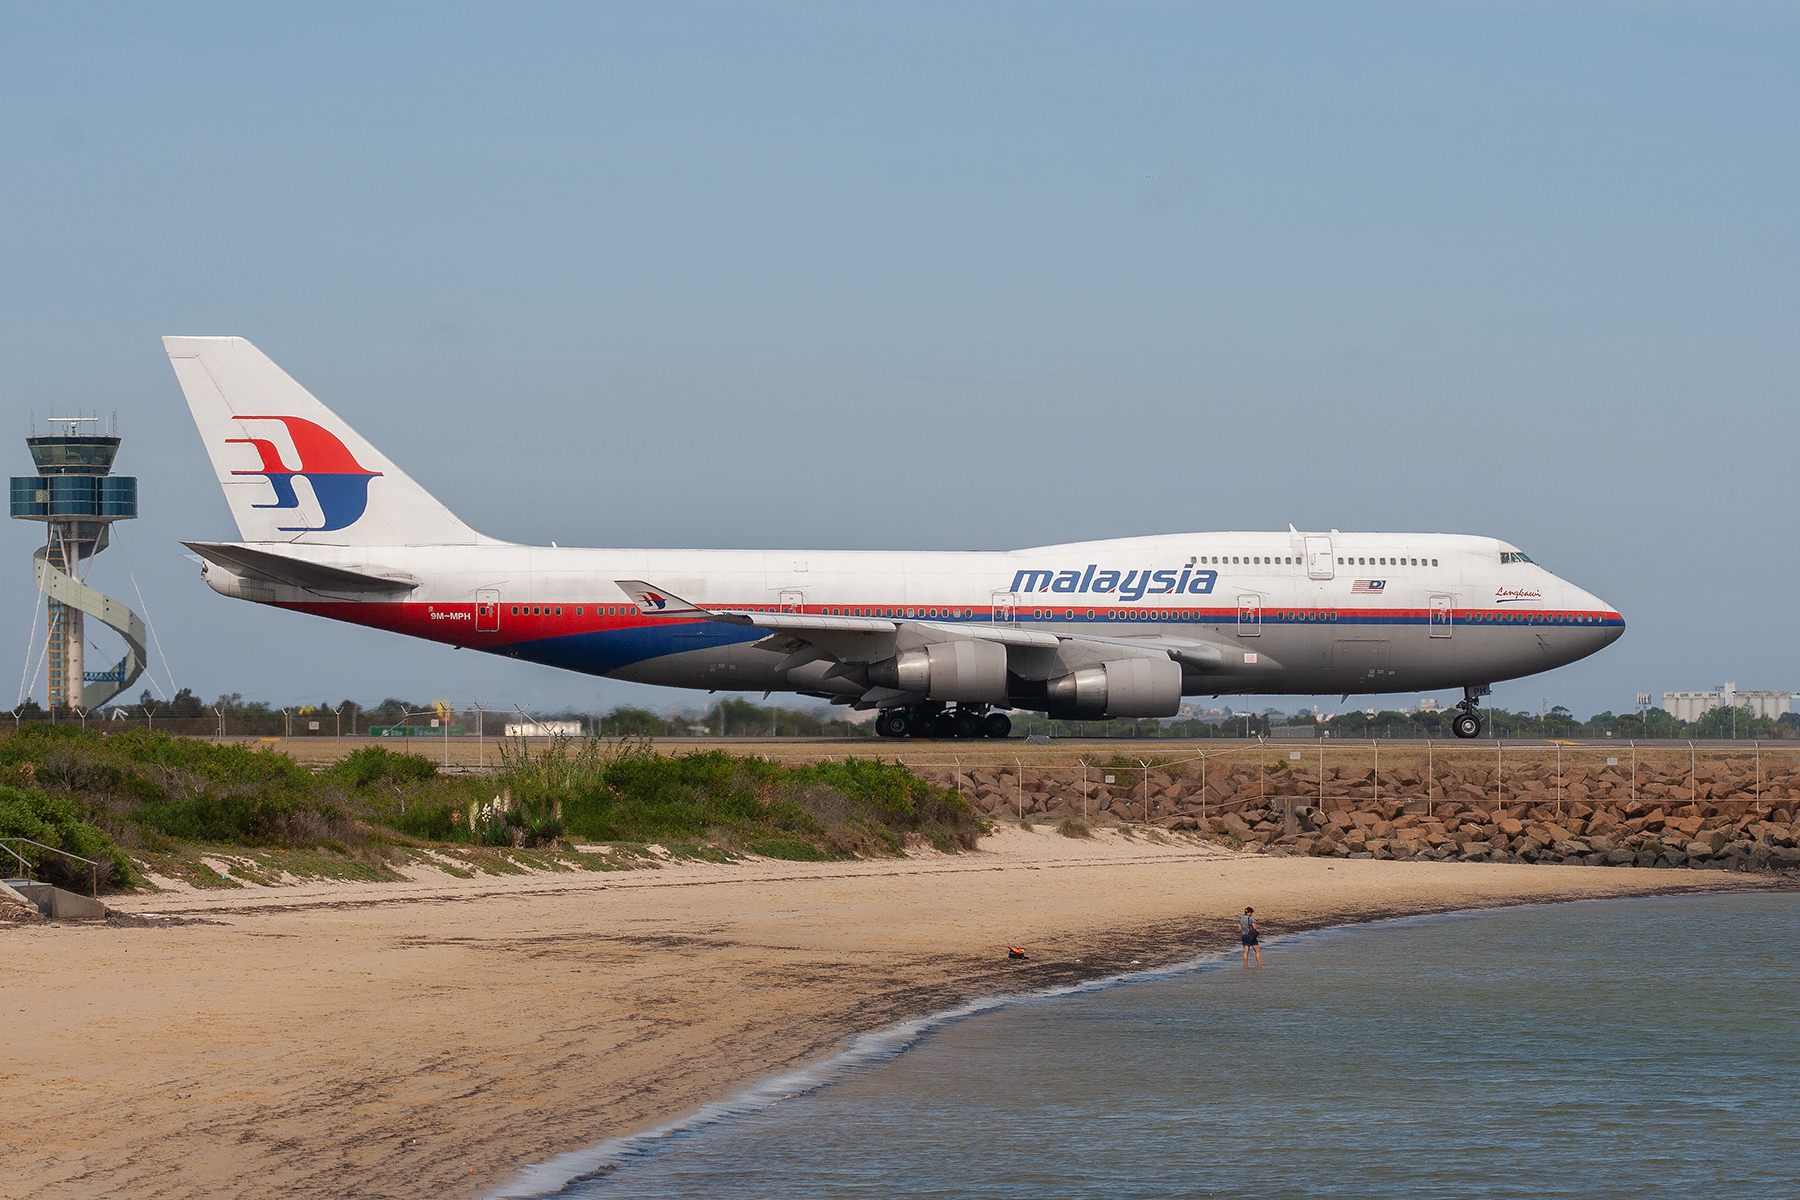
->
<box><xmin>1451</xmin><ymin>685</ymin><xmax>1489</xmax><ymax>739</ymax></box>
<box><xmin>874</xmin><ymin>704</ymin><xmax>1012</xmax><ymax>739</ymax></box>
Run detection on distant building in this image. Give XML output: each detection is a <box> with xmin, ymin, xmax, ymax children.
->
<box><xmin>504</xmin><ymin>719</ymin><xmax>585</xmax><ymax>738</ymax></box>
<box><xmin>1661</xmin><ymin>683</ymin><xmax>1792</xmax><ymax>723</ymax></box>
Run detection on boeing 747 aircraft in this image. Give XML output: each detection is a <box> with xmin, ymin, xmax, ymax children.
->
<box><xmin>166</xmin><ymin>337</ymin><xmax>1623</xmax><ymax>739</ymax></box>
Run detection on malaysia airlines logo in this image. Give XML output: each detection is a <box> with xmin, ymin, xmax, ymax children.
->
<box><xmin>1007</xmin><ymin>565</ymin><xmax>1218</xmax><ymax>601</ymax></box>
<box><xmin>225</xmin><ymin>416</ymin><xmax>382</xmax><ymax>532</ymax></box>
<box><xmin>641</xmin><ymin>592</ymin><xmax>668</xmax><ymax>610</ymax></box>
<box><xmin>1351</xmin><ymin>579</ymin><xmax>1386</xmax><ymax>594</ymax></box>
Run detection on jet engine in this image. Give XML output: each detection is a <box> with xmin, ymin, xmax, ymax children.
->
<box><xmin>1044</xmin><ymin>657</ymin><xmax>1181</xmax><ymax>718</ymax></box>
<box><xmin>867</xmin><ymin>640</ymin><xmax>1008</xmax><ymax>702</ymax></box>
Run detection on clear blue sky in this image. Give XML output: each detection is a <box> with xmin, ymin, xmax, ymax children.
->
<box><xmin>2</xmin><ymin>2</ymin><xmax>1795</xmax><ymax>719</ymax></box>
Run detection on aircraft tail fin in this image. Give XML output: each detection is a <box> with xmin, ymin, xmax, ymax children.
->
<box><xmin>163</xmin><ymin>336</ymin><xmax>483</xmax><ymax>546</ymax></box>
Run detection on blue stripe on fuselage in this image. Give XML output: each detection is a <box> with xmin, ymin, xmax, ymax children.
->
<box><xmin>479</xmin><ymin>620</ymin><xmax>768</xmax><ymax>675</ymax></box>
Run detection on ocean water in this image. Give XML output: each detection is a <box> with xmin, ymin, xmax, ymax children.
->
<box><xmin>513</xmin><ymin>894</ymin><xmax>1800</xmax><ymax>1199</ymax></box>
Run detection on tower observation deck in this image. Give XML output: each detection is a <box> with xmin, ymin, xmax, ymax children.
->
<box><xmin>10</xmin><ymin>417</ymin><xmax>146</xmax><ymax>710</ymax></box>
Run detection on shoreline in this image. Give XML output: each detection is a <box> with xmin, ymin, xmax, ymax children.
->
<box><xmin>6</xmin><ymin>830</ymin><xmax>1791</xmax><ymax>1200</ymax></box>
<box><xmin>485</xmin><ymin>885</ymin><xmax>1781</xmax><ymax>1200</ymax></box>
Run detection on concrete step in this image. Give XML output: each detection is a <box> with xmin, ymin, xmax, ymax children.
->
<box><xmin>3</xmin><ymin>880</ymin><xmax>108</xmax><ymax>919</ymax></box>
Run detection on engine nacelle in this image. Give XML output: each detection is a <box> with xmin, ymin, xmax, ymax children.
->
<box><xmin>867</xmin><ymin>640</ymin><xmax>1007</xmax><ymax>702</ymax></box>
<box><xmin>1045</xmin><ymin>657</ymin><xmax>1181</xmax><ymax>718</ymax></box>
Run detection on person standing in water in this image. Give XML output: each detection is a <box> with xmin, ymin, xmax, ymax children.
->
<box><xmin>1240</xmin><ymin>907</ymin><xmax>1261</xmax><ymax>966</ymax></box>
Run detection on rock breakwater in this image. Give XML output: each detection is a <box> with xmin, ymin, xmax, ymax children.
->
<box><xmin>917</xmin><ymin>755</ymin><xmax>1800</xmax><ymax>873</ymax></box>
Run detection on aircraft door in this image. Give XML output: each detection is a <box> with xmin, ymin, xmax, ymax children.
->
<box><xmin>779</xmin><ymin>589</ymin><xmax>806</xmax><ymax>613</ymax></box>
<box><xmin>1237</xmin><ymin>594</ymin><xmax>1261</xmax><ymax>637</ymax></box>
<box><xmin>1305</xmin><ymin>537</ymin><xmax>1334</xmax><ymax>580</ymax></box>
<box><xmin>1429</xmin><ymin>594</ymin><xmax>1454</xmax><ymax>639</ymax></box>
<box><xmin>991</xmin><ymin>590</ymin><xmax>1019</xmax><ymax>626</ymax></box>
<box><xmin>475</xmin><ymin>590</ymin><xmax>500</xmax><ymax>632</ymax></box>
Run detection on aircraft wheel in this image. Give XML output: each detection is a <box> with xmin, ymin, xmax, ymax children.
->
<box><xmin>953</xmin><ymin>710</ymin><xmax>984</xmax><ymax>739</ymax></box>
<box><xmin>1452</xmin><ymin>711</ymin><xmax>1482</xmax><ymax>739</ymax></box>
<box><xmin>875</xmin><ymin>711</ymin><xmax>910</xmax><ymax>739</ymax></box>
<box><xmin>984</xmin><ymin>712</ymin><xmax>1012</xmax><ymax>739</ymax></box>
<box><xmin>905</xmin><ymin>711</ymin><xmax>941</xmax><ymax>739</ymax></box>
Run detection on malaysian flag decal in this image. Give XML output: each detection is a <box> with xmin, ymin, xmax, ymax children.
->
<box><xmin>1351</xmin><ymin>579</ymin><xmax>1386</xmax><ymax>594</ymax></box>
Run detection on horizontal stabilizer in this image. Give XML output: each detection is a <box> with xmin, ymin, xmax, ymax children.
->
<box><xmin>185</xmin><ymin>542</ymin><xmax>419</xmax><ymax>595</ymax></box>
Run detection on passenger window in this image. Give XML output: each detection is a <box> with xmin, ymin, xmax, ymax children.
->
<box><xmin>575</xmin><ymin>606</ymin><xmax>583</xmax><ymax>615</ymax></box>
<box><xmin>1432</xmin><ymin>559</ymin><xmax>1438</xmax><ymax>566</ymax></box>
<box><xmin>510</xmin><ymin>606</ymin><xmax>518</xmax><ymax>615</ymax></box>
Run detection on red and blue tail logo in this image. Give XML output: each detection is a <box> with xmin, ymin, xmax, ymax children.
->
<box><xmin>642</xmin><ymin>591</ymin><xmax>668</xmax><ymax>610</ymax></box>
<box><xmin>226</xmin><ymin>416</ymin><xmax>382</xmax><ymax>532</ymax></box>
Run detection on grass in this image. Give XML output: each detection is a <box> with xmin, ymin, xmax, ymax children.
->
<box><xmin>1055</xmin><ymin>816</ymin><xmax>1094</xmax><ymax>839</ymax></box>
<box><xmin>0</xmin><ymin>727</ymin><xmax>981</xmax><ymax>892</ymax></box>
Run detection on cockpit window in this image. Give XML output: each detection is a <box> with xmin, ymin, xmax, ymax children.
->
<box><xmin>1500</xmin><ymin>551</ymin><xmax>1535</xmax><ymax>564</ymax></box>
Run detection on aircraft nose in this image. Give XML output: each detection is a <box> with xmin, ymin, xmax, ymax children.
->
<box><xmin>1577</xmin><ymin>587</ymin><xmax>1624</xmax><ymax>650</ymax></box>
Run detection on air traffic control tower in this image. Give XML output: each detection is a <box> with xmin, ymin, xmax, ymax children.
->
<box><xmin>10</xmin><ymin>419</ymin><xmax>146</xmax><ymax>711</ymax></box>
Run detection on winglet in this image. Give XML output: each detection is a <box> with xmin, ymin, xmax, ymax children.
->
<box><xmin>614</xmin><ymin>580</ymin><xmax>745</xmax><ymax>622</ymax></box>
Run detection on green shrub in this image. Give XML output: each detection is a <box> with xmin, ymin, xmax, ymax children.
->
<box><xmin>127</xmin><ymin>793</ymin><xmax>359</xmax><ymax>847</ymax></box>
<box><xmin>0</xmin><ymin>784</ymin><xmax>136</xmax><ymax>891</ymax></box>
<box><xmin>324</xmin><ymin>745</ymin><xmax>439</xmax><ymax>791</ymax></box>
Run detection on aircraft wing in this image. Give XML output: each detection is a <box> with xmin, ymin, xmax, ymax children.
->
<box><xmin>614</xmin><ymin>580</ymin><xmax>1061</xmax><ymax>647</ymax></box>
<box><xmin>1061</xmin><ymin>634</ymin><xmax>1264</xmax><ymax>672</ymax></box>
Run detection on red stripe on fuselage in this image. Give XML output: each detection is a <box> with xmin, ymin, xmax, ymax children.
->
<box><xmin>266</xmin><ymin>600</ymin><xmax>1623</xmax><ymax>651</ymax></box>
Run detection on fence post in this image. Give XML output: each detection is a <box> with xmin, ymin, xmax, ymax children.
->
<box><xmin>1755</xmin><ymin>741</ymin><xmax>1761</xmax><ymax>813</ymax></box>
<box><xmin>1426</xmin><ymin>740</ymin><xmax>1433</xmax><ymax>818</ymax></box>
<box><xmin>1496</xmin><ymin>740</ymin><xmax>1504</xmax><ymax>809</ymax></box>
<box><xmin>1689</xmin><ymin>741</ymin><xmax>1696</xmax><ymax>806</ymax></box>
<box><xmin>1373</xmin><ymin>739</ymin><xmax>1379</xmax><ymax>805</ymax></box>
<box><xmin>1556</xmin><ymin>742</ymin><xmax>1563</xmax><ymax>818</ymax></box>
<box><xmin>1016</xmin><ymin>757</ymin><xmax>1024</xmax><ymax>820</ymax></box>
<box><xmin>1140</xmin><ymin>759</ymin><xmax>1151</xmax><ymax>823</ymax></box>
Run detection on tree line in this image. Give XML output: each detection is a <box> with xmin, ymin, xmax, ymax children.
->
<box><xmin>9</xmin><ymin>689</ymin><xmax>1791</xmax><ymax>741</ymax></box>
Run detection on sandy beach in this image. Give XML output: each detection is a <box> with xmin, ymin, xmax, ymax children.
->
<box><xmin>4</xmin><ymin>828</ymin><xmax>1782</xmax><ymax>1200</ymax></box>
